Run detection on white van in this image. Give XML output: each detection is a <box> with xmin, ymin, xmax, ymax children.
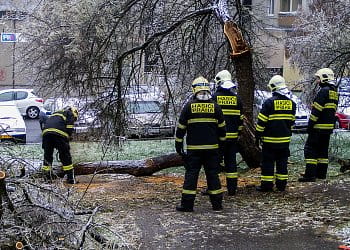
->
<box><xmin>0</xmin><ymin>104</ymin><xmax>26</xmax><ymax>143</ymax></box>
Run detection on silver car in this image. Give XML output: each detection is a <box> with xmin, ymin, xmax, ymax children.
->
<box><xmin>126</xmin><ymin>100</ymin><xmax>175</xmax><ymax>138</ymax></box>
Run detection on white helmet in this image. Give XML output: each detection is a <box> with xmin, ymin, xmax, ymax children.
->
<box><xmin>315</xmin><ymin>68</ymin><xmax>335</xmax><ymax>85</ymax></box>
<box><xmin>267</xmin><ymin>75</ymin><xmax>287</xmax><ymax>92</ymax></box>
<box><xmin>215</xmin><ymin>70</ymin><xmax>236</xmax><ymax>89</ymax></box>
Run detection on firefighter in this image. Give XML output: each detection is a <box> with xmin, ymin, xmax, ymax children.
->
<box><xmin>298</xmin><ymin>68</ymin><xmax>339</xmax><ymax>182</ymax></box>
<box><xmin>212</xmin><ymin>70</ymin><xmax>243</xmax><ymax>195</ymax></box>
<box><xmin>255</xmin><ymin>75</ymin><xmax>296</xmax><ymax>192</ymax></box>
<box><xmin>175</xmin><ymin>76</ymin><xmax>226</xmax><ymax>212</ymax></box>
<box><xmin>41</xmin><ymin>106</ymin><xmax>78</xmax><ymax>184</ymax></box>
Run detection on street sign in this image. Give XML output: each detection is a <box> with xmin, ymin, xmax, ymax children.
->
<box><xmin>0</xmin><ymin>33</ymin><xmax>21</xmax><ymax>42</ymax></box>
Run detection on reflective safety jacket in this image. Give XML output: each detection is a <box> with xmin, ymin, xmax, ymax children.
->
<box><xmin>255</xmin><ymin>92</ymin><xmax>296</xmax><ymax>148</ymax></box>
<box><xmin>308</xmin><ymin>84</ymin><xmax>338</xmax><ymax>134</ymax></box>
<box><xmin>42</xmin><ymin>109</ymin><xmax>75</xmax><ymax>139</ymax></box>
<box><xmin>212</xmin><ymin>87</ymin><xmax>243</xmax><ymax>141</ymax></box>
<box><xmin>175</xmin><ymin>96</ymin><xmax>226</xmax><ymax>150</ymax></box>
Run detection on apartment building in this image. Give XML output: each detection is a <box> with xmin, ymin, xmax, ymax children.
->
<box><xmin>0</xmin><ymin>0</ymin><xmax>30</xmax><ymax>90</ymax></box>
<box><xmin>0</xmin><ymin>0</ymin><xmax>309</xmax><ymax>90</ymax></box>
<box><xmin>247</xmin><ymin>0</ymin><xmax>309</xmax><ymax>89</ymax></box>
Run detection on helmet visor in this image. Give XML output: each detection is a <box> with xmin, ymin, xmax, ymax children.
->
<box><xmin>192</xmin><ymin>82</ymin><xmax>210</xmax><ymax>88</ymax></box>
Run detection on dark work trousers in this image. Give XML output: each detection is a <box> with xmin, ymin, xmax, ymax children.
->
<box><xmin>42</xmin><ymin>133</ymin><xmax>72</xmax><ymax>169</ymax></box>
<box><xmin>304</xmin><ymin>132</ymin><xmax>331</xmax><ymax>179</ymax></box>
<box><xmin>261</xmin><ymin>145</ymin><xmax>290</xmax><ymax>191</ymax></box>
<box><xmin>182</xmin><ymin>149</ymin><xmax>222</xmax><ymax>209</ymax></box>
<box><xmin>223</xmin><ymin>140</ymin><xmax>238</xmax><ymax>194</ymax></box>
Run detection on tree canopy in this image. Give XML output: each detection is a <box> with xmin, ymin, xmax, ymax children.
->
<box><xmin>286</xmin><ymin>0</ymin><xmax>350</xmax><ymax>79</ymax></box>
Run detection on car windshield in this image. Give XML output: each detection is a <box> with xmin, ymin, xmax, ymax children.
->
<box><xmin>127</xmin><ymin>86</ymin><xmax>149</xmax><ymax>95</ymax></box>
<box><xmin>128</xmin><ymin>101</ymin><xmax>161</xmax><ymax>114</ymax></box>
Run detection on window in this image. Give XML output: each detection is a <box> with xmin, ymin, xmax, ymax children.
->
<box><xmin>15</xmin><ymin>91</ymin><xmax>28</xmax><ymax>100</ymax></box>
<box><xmin>0</xmin><ymin>92</ymin><xmax>14</xmax><ymax>102</ymax></box>
<box><xmin>268</xmin><ymin>0</ymin><xmax>275</xmax><ymax>15</ymax></box>
<box><xmin>280</xmin><ymin>0</ymin><xmax>302</xmax><ymax>12</ymax></box>
<box><xmin>0</xmin><ymin>10</ymin><xmax>27</xmax><ymax>20</ymax></box>
<box><xmin>242</xmin><ymin>0</ymin><xmax>252</xmax><ymax>9</ymax></box>
<box><xmin>128</xmin><ymin>101</ymin><xmax>161</xmax><ymax>114</ymax></box>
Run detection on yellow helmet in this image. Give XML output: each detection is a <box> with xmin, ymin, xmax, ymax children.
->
<box><xmin>215</xmin><ymin>70</ymin><xmax>236</xmax><ymax>89</ymax></box>
<box><xmin>71</xmin><ymin>107</ymin><xmax>79</xmax><ymax>120</ymax></box>
<box><xmin>267</xmin><ymin>75</ymin><xmax>287</xmax><ymax>92</ymax></box>
<box><xmin>315</xmin><ymin>68</ymin><xmax>335</xmax><ymax>83</ymax></box>
<box><xmin>191</xmin><ymin>76</ymin><xmax>210</xmax><ymax>94</ymax></box>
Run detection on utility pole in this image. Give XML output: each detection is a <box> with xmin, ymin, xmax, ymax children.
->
<box><xmin>12</xmin><ymin>18</ymin><xmax>16</xmax><ymax>89</ymax></box>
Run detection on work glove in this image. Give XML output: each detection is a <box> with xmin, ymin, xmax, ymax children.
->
<box><xmin>175</xmin><ymin>141</ymin><xmax>185</xmax><ymax>156</ymax></box>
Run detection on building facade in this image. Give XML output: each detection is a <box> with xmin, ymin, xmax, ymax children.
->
<box><xmin>0</xmin><ymin>0</ymin><xmax>309</xmax><ymax>90</ymax></box>
<box><xmin>0</xmin><ymin>1</ymin><xmax>29</xmax><ymax>90</ymax></box>
<box><xmin>248</xmin><ymin>0</ymin><xmax>309</xmax><ymax>89</ymax></box>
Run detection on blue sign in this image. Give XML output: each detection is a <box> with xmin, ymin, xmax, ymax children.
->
<box><xmin>1</xmin><ymin>33</ymin><xmax>17</xmax><ymax>42</ymax></box>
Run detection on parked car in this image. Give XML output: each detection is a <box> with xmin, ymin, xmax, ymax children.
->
<box><xmin>126</xmin><ymin>100</ymin><xmax>175</xmax><ymax>138</ymax></box>
<box><xmin>0</xmin><ymin>104</ymin><xmax>26</xmax><ymax>143</ymax></box>
<box><xmin>125</xmin><ymin>84</ymin><xmax>166</xmax><ymax>104</ymax></box>
<box><xmin>335</xmin><ymin>94</ymin><xmax>350</xmax><ymax>129</ymax></box>
<box><xmin>254</xmin><ymin>90</ymin><xmax>310</xmax><ymax>132</ymax></box>
<box><xmin>43</xmin><ymin>97</ymin><xmax>101</xmax><ymax>133</ymax></box>
<box><xmin>0</xmin><ymin>89</ymin><xmax>44</xmax><ymax>119</ymax></box>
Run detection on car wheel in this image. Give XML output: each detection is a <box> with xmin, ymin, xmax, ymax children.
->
<box><xmin>26</xmin><ymin>106</ymin><xmax>40</xmax><ymax>119</ymax></box>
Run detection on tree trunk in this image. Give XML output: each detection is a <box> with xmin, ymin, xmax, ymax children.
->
<box><xmin>234</xmin><ymin>51</ymin><xmax>261</xmax><ymax>167</ymax></box>
<box><xmin>238</xmin><ymin>117</ymin><xmax>261</xmax><ymax>168</ymax></box>
<box><xmin>71</xmin><ymin>153</ymin><xmax>184</xmax><ymax>177</ymax></box>
<box><xmin>64</xmin><ymin>128</ymin><xmax>261</xmax><ymax>178</ymax></box>
<box><xmin>235</xmin><ymin>51</ymin><xmax>255</xmax><ymax>123</ymax></box>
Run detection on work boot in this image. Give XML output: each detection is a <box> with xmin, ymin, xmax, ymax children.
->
<box><xmin>275</xmin><ymin>179</ymin><xmax>287</xmax><ymax>192</ymax></box>
<box><xmin>298</xmin><ymin>176</ymin><xmax>316</xmax><ymax>182</ymax></box>
<box><xmin>175</xmin><ymin>205</ymin><xmax>194</xmax><ymax>212</ymax></box>
<box><xmin>226</xmin><ymin>178</ymin><xmax>237</xmax><ymax>196</ymax></box>
<box><xmin>64</xmin><ymin>169</ymin><xmax>77</xmax><ymax>184</ymax></box>
<box><xmin>299</xmin><ymin>164</ymin><xmax>316</xmax><ymax>182</ymax></box>
<box><xmin>209</xmin><ymin>193</ymin><xmax>223</xmax><ymax>211</ymax></box>
<box><xmin>256</xmin><ymin>181</ymin><xmax>273</xmax><ymax>192</ymax></box>
<box><xmin>41</xmin><ymin>170</ymin><xmax>55</xmax><ymax>183</ymax></box>
<box><xmin>176</xmin><ymin>194</ymin><xmax>195</xmax><ymax>212</ymax></box>
<box><xmin>316</xmin><ymin>164</ymin><xmax>328</xmax><ymax>179</ymax></box>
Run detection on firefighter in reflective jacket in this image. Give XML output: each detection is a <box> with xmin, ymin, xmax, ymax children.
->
<box><xmin>255</xmin><ymin>75</ymin><xmax>296</xmax><ymax>192</ymax></box>
<box><xmin>212</xmin><ymin>70</ymin><xmax>243</xmax><ymax>195</ymax></box>
<box><xmin>41</xmin><ymin>106</ymin><xmax>78</xmax><ymax>184</ymax></box>
<box><xmin>299</xmin><ymin>68</ymin><xmax>339</xmax><ymax>182</ymax></box>
<box><xmin>175</xmin><ymin>76</ymin><xmax>226</xmax><ymax>212</ymax></box>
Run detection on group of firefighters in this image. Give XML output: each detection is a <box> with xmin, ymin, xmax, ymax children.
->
<box><xmin>175</xmin><ymin>68</ymin><xmax>339</xmax><ymax>212</ymax></box>
<box><xmin>38</xmin><ymin>67</ymin><xmax>339</xmax><ymax>212</ymax></box>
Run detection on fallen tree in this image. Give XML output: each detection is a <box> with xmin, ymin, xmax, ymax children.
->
<box><xmin>56</xmin><ymin>119</ymin><xmax>261</xmax><ymax>177</ymax></box>
<box><xmin>0</xmin><ymin>170</ymin><xmax>121</xmax><ymax>249</ymax></box>
<box><xmin>73</xmin><ymin>152</ymin><xmax>182</xmax><ymax>177</ymax></box>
